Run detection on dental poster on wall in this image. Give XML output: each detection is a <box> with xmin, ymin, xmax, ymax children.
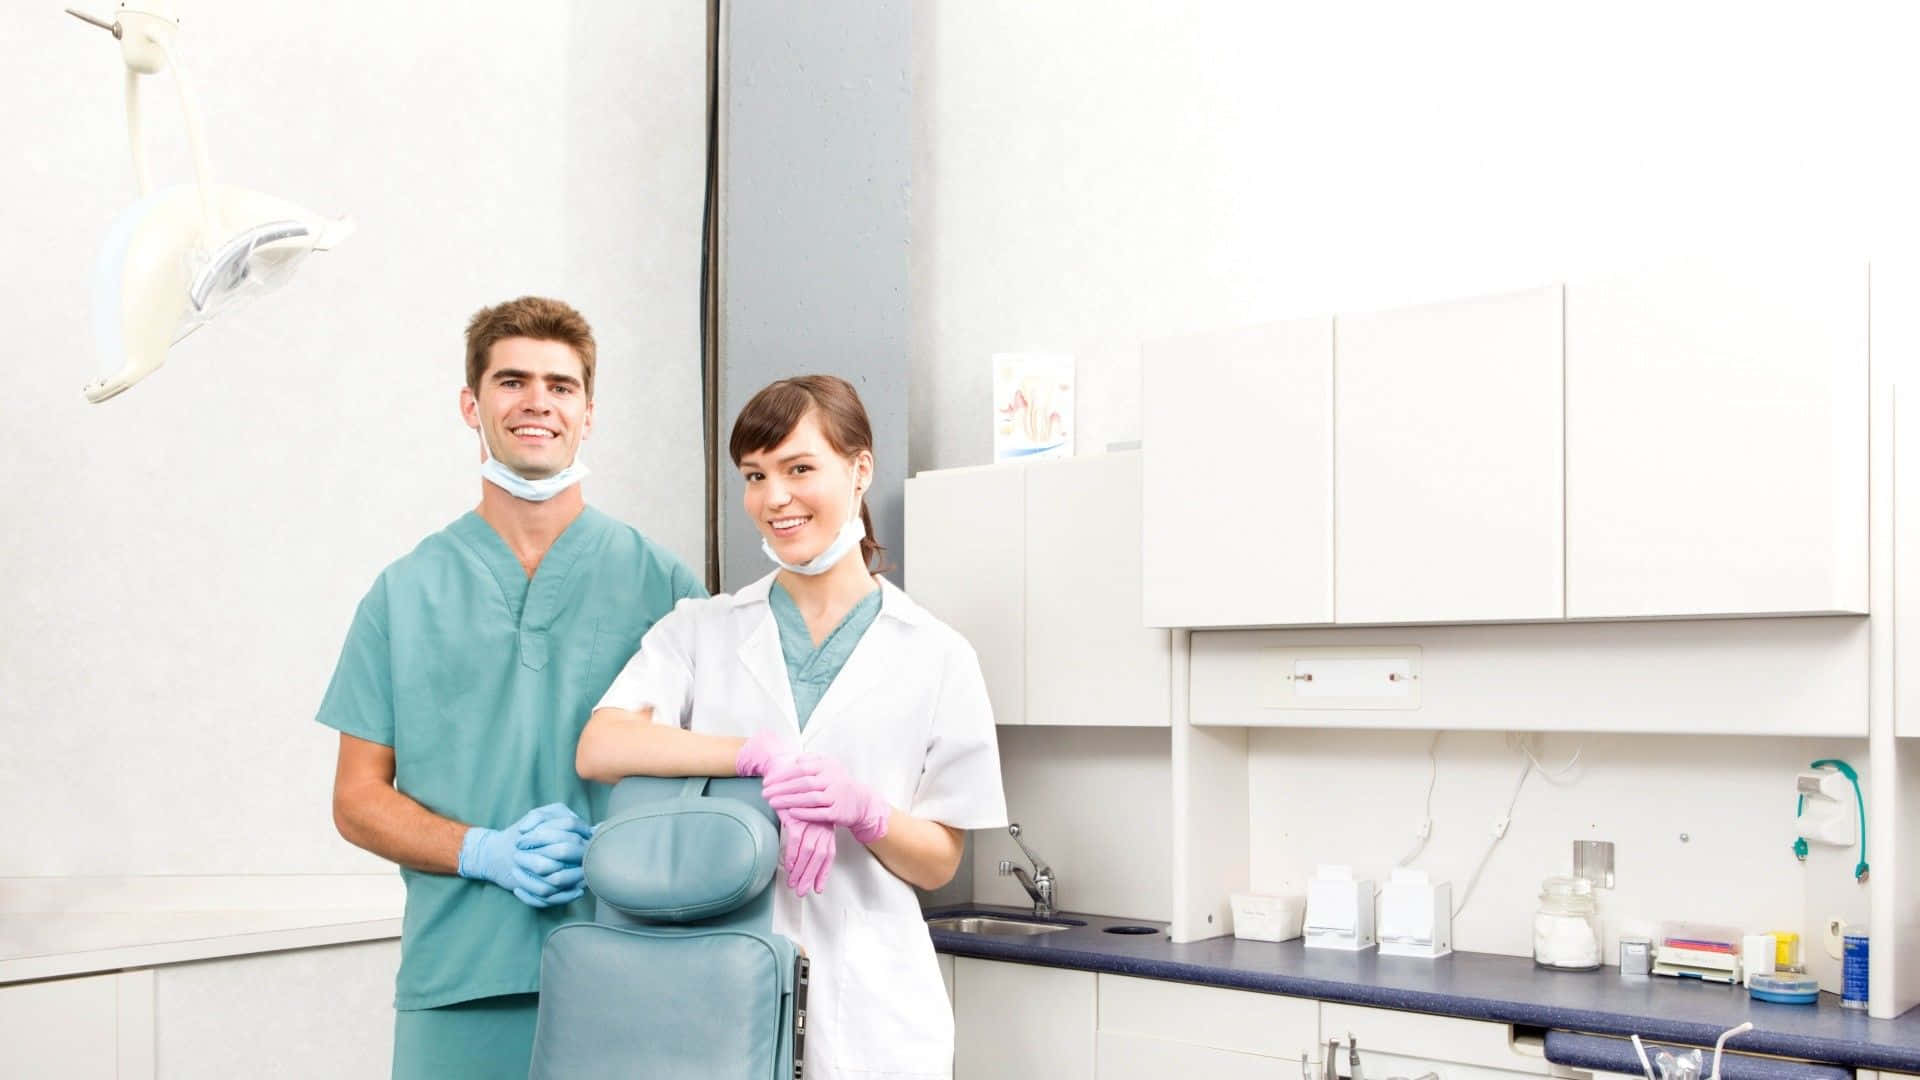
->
<box><xmin>993</xmin><ymin>352</ymin><xmax>1074</xmax><ymax>463</ymax></box>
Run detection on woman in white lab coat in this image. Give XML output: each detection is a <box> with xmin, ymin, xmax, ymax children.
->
<box><xmin>577</xmin><ymin>374</ymin><xmax>1008</xmax><ymax>1080</ymax></box>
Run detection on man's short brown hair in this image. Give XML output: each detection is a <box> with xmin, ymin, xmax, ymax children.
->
<box><xmin>465</xmin><ymin>297</ymin><xmax>598</xmax><ymax>399</ymax></box>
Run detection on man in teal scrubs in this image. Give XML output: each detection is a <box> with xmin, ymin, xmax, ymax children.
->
<box><xmin>318</xmin><ymin>296</ymin><xmax>705</xmax><ymax>1079</ymax></box>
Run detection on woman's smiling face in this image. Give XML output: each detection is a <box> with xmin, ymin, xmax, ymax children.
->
<box><xmin>739</xmin><ymin>409</ymin><xmax>870</xmax><ymax>564</ymax></box>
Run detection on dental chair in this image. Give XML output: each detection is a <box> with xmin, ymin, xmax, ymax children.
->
<box><xmin>529</xmin><ymin>776</ymin><xmax>808</xmax><ymax>1080</ymax></box>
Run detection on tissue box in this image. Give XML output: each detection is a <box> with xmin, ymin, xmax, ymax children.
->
<box><xmin>1304</xmin><ymin>866</ymin><xmax>1376</xmax><ymax>950</ymax></box>
<box><xmin>1230</xmin><ymin>892</ymin><xmax>1305</xmax><ymax>943</ymax></box>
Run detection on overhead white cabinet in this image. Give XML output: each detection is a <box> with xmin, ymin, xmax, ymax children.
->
<box><xmin>905</xmin><ymin>463</ymin><xmax>1026</xmax><ymax>725</ymax></box>
<box><xmin>908</xmin><ymin>454</ymin><xmax>1170</xmax><ymax>726</ymax></box>
<box><xmin>1135</xmin><ymin>262</ymin><xmax>1868</xmax><ymax>630</ymax></box>
<box><xmin>952</xmin><ymin>957</ymin><xmax>1096</xmax><ymax>1080</ymax></box>
<box><xmin>1334</xmin><ymin>287</ymin><xmax>1565</xmax><ymax>624</ymax></box>
<box><xmin>1142</xmin><ymin>318</ymin><xmax>1335</xmax><ymax>628</ymax></box>
<box><xmin>1564</xmin><ymin>260</ymin><xmax>1868</xmax><ymax>618</ymax></box>
<box><xmin>1026</xmin><ymin>453</ymin><xmax>1170</xmax><ymax>725</ymax></box>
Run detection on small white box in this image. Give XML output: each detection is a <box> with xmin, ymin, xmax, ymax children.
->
<box><xmin>1304</xmin><ymin>865</ymin><xmax>1376</xmax><ymax>951</ymax></box>
<box><xmin>1230</xmin><ymin>892</ymin><xmax>1305</xmax><ymax>943</ymax></box>
<box><xmin>1378</xmin><ymin>869</ymin><xmax>1452</xmax><ymax>959</ymax></box>
<box><xmin>1741</xmin><ymin>934</ymin><xmax>1776</xmax><ymax>988</ymax></box>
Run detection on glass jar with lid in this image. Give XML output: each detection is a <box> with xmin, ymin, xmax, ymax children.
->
<box><xmin>1533</xmin><ymin>875</ymin><xmax>1601</xmax><ymax>971</ymax></box>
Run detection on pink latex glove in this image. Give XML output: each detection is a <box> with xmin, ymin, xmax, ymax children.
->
<box><xmin>780</xmin><ymin>816</ymin><xmax>836</xmax><ymax>897</ymax></box>
<box><xmin>737</xmin><ymin>733</ymin><xmax>833</xmax><ymax>895</ymax></box>
<box><xmin>735</xmin><ymin>730</ymin><xmax>795</xmax><ymax>777</ymax></box>
<box><xmin>763</xmin><ymin>752</ymin><xmax>891</xmax><ymax>844</ymax></box>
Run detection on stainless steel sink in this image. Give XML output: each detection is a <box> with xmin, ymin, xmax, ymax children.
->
<box><xmin>925</xmin><ymin>915</ymin><xmax>1078</xmax><ymax>937</ymax></box>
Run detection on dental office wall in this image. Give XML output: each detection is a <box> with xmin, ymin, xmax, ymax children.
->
<box><xmin>4</xmin><ymin>2</ymin><xmax>708</xmax><ymax>881</ymax></box>
<box><xmin>913</xmin><ymin>2</ymin><xmax>1917</xmax><ymax>950</ymax></box>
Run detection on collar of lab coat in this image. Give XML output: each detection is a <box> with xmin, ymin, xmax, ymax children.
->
<box><xmin>728</xmin><ymin>571</ymin><xmax>933</xmax><ymax>627</ymax></box>
<box><xmin>730</xmin><ymin>571</ymin><xmax>932</xmax><ymax>742</ymax></box>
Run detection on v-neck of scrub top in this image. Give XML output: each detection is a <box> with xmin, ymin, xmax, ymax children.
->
<box><xmin>447</xmin><ymin>506</ymin><xmax>608</xmax><ymax>670</ymax></box>
<box><xmin>769</xmin><ymin>580</ymin><xmax>883</xmax><ymax>731</ymax></box>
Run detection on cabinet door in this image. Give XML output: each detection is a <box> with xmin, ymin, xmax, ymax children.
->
<box><xmin>1143</xmin><ymin>318</ymin><xmax>1334</xmax><ymax>628</ymax></box>
<box><xmin>1335</xmin><ymin>286</ymin><xmax>1564</xmax><ymax>624</ymax></box>
<box><xmin>1099</xmin><ymin>973</ymin><xmax>1318</xmax><ymax>1060</ymax></box>
<box><xmin>906</xmin><ymin>465</ymin><xmax>1027</xmax><ymax>725</ymax></box>
<box><xmin>1097</xmin><ymin>1030</ymin><xmax>1289</xmax><ymax>1079</ymax></box>
<box><xmin>1565</xmin><ymin>259</ymin><xmax>1868</xmax><ymax>618</ymax></box>
<box><xmin>953</xmin><ymin>958</ymin><xmax>1097</xmax><ymax>1080</ymax></box>
<box><xmin>153</xmin><ymin>941</ymin><xmax>396</xmax><ymax>1078</ymax></box>
<box><xmin>0</xmin><ymin>972</ymin><xmax>123</xmax><ymax>1079</ymax></box>
<box><xmin>1026</xmin><ymin>452</ymin><xmax>1171</xmax><ymax>725</ymax></box>
<box><xmin>1320</xmin><ymin>1002</ymin><xmax>1551</xmax><ymax>1077</ymax></box>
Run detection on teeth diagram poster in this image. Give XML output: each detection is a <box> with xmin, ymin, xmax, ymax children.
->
<box><xmin>993</xmin><ymin>352</ymin><xmax>1074</xmax><ymax>463</ymax></box>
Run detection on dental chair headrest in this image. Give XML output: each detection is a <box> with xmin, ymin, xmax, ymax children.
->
<box><xmin>585</xmin><ymin>776</ymin><xmax>780</xmax><ymax>923</ymax></box>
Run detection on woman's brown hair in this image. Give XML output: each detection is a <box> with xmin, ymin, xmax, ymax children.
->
<box><xmin>729</xmin><ymin>375</ymin><xmax>887</xmax><ymax>572</ymax></box>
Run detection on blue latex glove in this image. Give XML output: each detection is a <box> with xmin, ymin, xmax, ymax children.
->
<box><xmin>458</xmin><ymin>803</ymin><xmax>592</xmax><ymax>908</ymax></box>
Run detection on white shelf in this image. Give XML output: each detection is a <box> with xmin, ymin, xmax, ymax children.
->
<box><xmin>0</xmin><ymin>909</ymin><xmax>402</xmax><ymax>984</ymax></box>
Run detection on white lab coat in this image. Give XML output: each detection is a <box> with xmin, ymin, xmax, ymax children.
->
<box><xmin>597</xmin><ymin>572</ymin><xmax>1009</xmax><ymax>1080</ymax></box>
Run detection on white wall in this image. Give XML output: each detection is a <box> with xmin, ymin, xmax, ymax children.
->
<box><xmin>970</xmin><ymin>726</ymin><xmax>1173</xmax><ymax>923</ymax></box>
<box><xmin>1</xmin><ymin>2</ymin><xmax>707</xmax><ymax>877</ymax></box>
<box><xmin>1247</xmin><ymin>730</ymin><xmax>1869</xmax><ymax>986</ymax></box>
<box><xmin>910</xmin><ymin>1</ymin><xmax>1920</xmax><ymax>470</ymax></box>
<box><xmin>910</xmin><ymin>1</ymin><xmax>1910</xmax><ymax>954</ymax></box>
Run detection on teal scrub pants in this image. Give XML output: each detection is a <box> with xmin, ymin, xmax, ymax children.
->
<box><xmin>392</xmin><ymin>993</ymin><xmax>539</xmax><ymax>1080</ymax></box>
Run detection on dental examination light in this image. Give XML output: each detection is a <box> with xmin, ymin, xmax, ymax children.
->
<box><xmin>67</xmin><ymin>3</ymin><xmax>352</xmax><ymax>403</ymax></box>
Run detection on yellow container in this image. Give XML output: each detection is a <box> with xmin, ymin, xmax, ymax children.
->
<box><xmin>1774</xmin><ymin>931</ymin><xmax>1803</xmax><ymax>970</ymax></box>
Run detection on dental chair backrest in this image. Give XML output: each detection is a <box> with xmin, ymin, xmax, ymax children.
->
<box><xmin>529</xmin><ymin>775</ymin><xmax>809</xmax><ymax>1080</ymax></box>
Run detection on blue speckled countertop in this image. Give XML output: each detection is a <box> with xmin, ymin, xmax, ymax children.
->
<box><xmin>926</xmin><ymin>906</ymin><xmax>1920</xmax><ymax>1073</ymax></box>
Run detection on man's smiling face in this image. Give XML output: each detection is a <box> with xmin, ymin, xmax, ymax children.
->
<box><xmin>462</xmin><ymin>336</ymin><xmax>594</xmax><ymax>479</ymax></box>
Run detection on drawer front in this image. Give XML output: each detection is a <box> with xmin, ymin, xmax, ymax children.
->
<box><xmin>1099</xmin><ymin>974</ymin><xmax>1318</xmax><ymax>1058</ymax></box>
<box><xmin>1098</xmin><ymin>1030</ymin><xmax>1295</xmax><ymax>1079</ymax></box>
<box><xmin>1334</xmin><ymin>1046</ymin><xmax>1557</xmax><ymax>1080</ymax></box>
<box><xmin>1321</xmin><ymin>1002</ymin><xmax>1549</xmax><ymax>1076</ymax></box>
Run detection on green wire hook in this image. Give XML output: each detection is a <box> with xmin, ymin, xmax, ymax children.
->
<box><xmin>1795</xmin><ymin>759</ymin><xmax>1867</xmax><ymax>882</ymax></box>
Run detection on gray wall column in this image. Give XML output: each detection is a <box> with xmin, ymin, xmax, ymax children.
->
<box><xmin>719</xmin><ymin>0</ymin><xmax>910</xmax><ymax>592</ymax></box>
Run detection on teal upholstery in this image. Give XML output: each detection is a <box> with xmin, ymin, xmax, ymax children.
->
<box><xmin>528</xmin><ymin>776</ymin><xmax>807</xmax><ymax>1080</ymax></box>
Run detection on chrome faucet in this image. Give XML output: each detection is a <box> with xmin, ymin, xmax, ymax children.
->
<box><xmin>997</xmin><ymin>823</ymin><xmax>1056</xmax><ymax>917</ymax></box>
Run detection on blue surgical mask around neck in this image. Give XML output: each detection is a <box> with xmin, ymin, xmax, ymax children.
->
<box><xmin>477</xmin><ymin>423</ymin><xmax>588</xmax><ymax>503</ymax></box>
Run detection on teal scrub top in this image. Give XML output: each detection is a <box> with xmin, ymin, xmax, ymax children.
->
<box><xmin>768</xmin><ymin>581</ymin><xmax>883</xmax><ymax>730</ymax></box>
<box><xmin>316</xmin><ymin>507</ymin><xmax>705</xmax><ymax>1010</ymax></box>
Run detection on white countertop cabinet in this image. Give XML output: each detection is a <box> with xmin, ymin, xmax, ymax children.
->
<box><xmin>0</xmin><ymin>939</ymin><xmax>396</xmax><ymax>1079</ymax></box>
<box><xmin>1564</xmin><ymin>259</ymin><xmax>1868</xmax><ymax>619</ymax></box>
<box><xmin>956</xmin><ymin>953</ymin><xmax>1344</xmax><ymax>1068</ymax></box>
<box><xmin>952</xmin><ymin>956</ymin><xmax>1097</xmax><ymax>1080</ymax></box>
<box><xmin>1320</xmin><ymin>1001</ymin><xmax>1556</xmax><ymax>1080</ymax></box>
<box><xmin>1334</xmin><ymin>287</ymin><xmax>1565</xmax><ymax>624</ymax></box>
<box><xmin>1097</xmin><ymin>972</ymin><xmax>1320</xmax><ymax>1078</ymax></box>
<box><xmin>0</xmin><ymin>971</ymin><xmax>133</xmax><ymax>1079</ymax></box>
<box><xmin>1141</xmin><ymin>318</ymin><xmax>1336</xmax><ymax>629</ymax></box>
<box><xmin>952</xmin><ymin>958</ymin><xmax>1326</xmax><ymax>1080</ymax></box>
